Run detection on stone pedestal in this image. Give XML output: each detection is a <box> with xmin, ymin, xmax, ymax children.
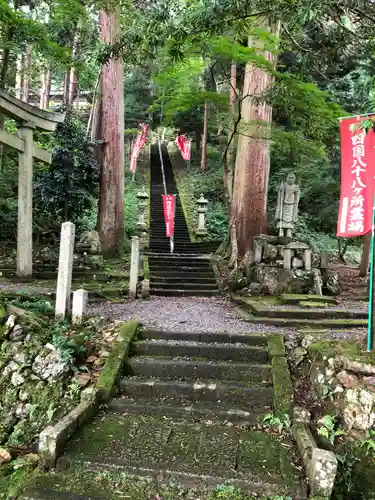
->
<box><xmin>129</xmin><ymin>236</ymin><xmax>140</xmax><ymax>299</ymax></box>
<box><xmin>304</xmin><ymin>249</ymin><xmax>312</xmax><ymax>271</ymax></box>
<box><xmin>72</xmin><ymin>289</ymin><xmax>88</xmax><ymax>324</ymax></box>
<box><xmin>55</xmin><ymin>222</ymin><xmax>75</xmax><ymax>318</ymax></box>
<box><xmin>283</xmin><ymin>248</ymin><xmax>292</xmax><ymax>270</ymax></box>
<box><xmin>308</xmin><ymin>448</ymin><xmax>337</xmax><ymax>497</ymax></box>
<box><xmin>17</xmin><ymin>121</ymin><xmax>35</xmax><ymax>277</ymax></box>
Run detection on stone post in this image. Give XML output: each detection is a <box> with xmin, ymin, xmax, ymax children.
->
<box><xmin>17</xmin><ymin>121</ymin><xmax>35</xmax><ymax>277</ymax></box>
<box><xmin>136</xmin><ymin>187</ymin><xmax>149</xmax><ymax>232</ymax></box>
<box><xmin>196</xmin><ymin>194</ymin><xmax>208</xmax><ymax>236</ymax></box>
<box><xmin>129</xmin><ymin>236</ymin><xmax>140</xmax><ymax>299</ymax></box>
<box><xmin>321</xmin><ymin>252</ymin><xmax>329</xmax><ymax>269</ymax></box>
<box><xmin>72</xmin><ymin>289</ymin><xmax>88</xmax><ymax>324</ymax></box>
<box><xmin>55</xmin><ymin>222</ymin><xmax>75</xmax><ymax>318</ymax></box>
<box><xmin>304</xmin><ymin>249</ymin><xmax>312</xmax><ymax>271</ymax></box>
<box><xmin>308</xmin><ymin>448</ymin><xmax>337</xmax><ymax>497</ymax></box>
<box><xmin>283</xmin><ymin>248</ymin><xmax>292</xmax><ymax>270</ymax></box>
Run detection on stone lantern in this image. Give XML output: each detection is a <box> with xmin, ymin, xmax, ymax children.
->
<box><xmin>196</xmin><ymin>193</ymin><xmax>208</xmax><ymax>236</ymax></box>
<box><xmin>136</xmin><ymin>187</ymin><xmax>149</xmax><ymax>232</ymax></box>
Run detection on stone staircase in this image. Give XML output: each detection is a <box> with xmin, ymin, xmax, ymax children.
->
<box><xmin>148</xmin><ymin>145</ymin><xmax>219</xmax><ymax>296</ymax></box>
<box><xmin>21</xmin><ymin>329</ymin><xmax>306</xmax><ymax>498</ymax></box>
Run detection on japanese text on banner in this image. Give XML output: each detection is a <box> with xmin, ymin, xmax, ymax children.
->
<box><xmin>337</xmin><ymin>116</ymin><xmax>375</xmax><ymax>237</ymax></box>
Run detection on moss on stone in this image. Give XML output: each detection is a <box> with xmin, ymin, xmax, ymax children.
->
<box><xmin>299</xmin><ymin>301</ymin><xmax>329</xmax><ymax>308</ymax></box>
<box><xmin>272</xmin><ymin>357</ymin><xmax>293</xmax><ymax>416</ymax></box>
<box><xmin>309</xmin><ymin>339</ymin><xmax>375</xmax><ymax>365</ymax></box>
<box><xmin>280</xmin><ymin>293</ymin><xmax>338</xmax><ymax>305</ymax></box>
<box><xmin>267</xmin><ymin>334</ymin><xmax>286</xmax><ymax>358</ymax></box>
<box><xmin>96</xmin><ymin>320</ymin><xmax>139</xmax><ymax>402</ymax></box>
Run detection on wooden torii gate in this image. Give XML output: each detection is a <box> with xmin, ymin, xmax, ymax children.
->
<box><xmin>0</xmin><ymin>90</ymin><xmax>65</xmax><ymax>277</ymax></box>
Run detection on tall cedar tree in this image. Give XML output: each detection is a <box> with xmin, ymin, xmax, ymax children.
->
<box><xmin>97</xmin><ymin>6</ymin><xmax>125</xmax><ymax>255</ymax></box>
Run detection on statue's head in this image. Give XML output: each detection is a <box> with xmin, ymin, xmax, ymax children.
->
<box><xmin>286</xmin><ymin>172</ymin><xmax>296</xmax><ymax>185</ymax></box>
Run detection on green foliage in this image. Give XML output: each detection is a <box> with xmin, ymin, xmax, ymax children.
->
<box><xmin>317</xmin><ymin>415</ymin><xmax>346</xmax><ymax>445</ymax></box>
<box><xmin>360</xmin><ymin>430</ymin><xmax>375</xmax><ymax>457</ymax></box>
<box><xmin>51</xmin><ymin>319</ymin><xmax>87</xmax><ymax>364</ymax></box>
<box><xmin>263</xmin><ymin>412</ymin><xmax>291</xmax><ymax>433</ymax></box>
<box><xmin>34</xmin><ymin>112</ymin><xmax>99</xmax><ymax>224</ymax></box>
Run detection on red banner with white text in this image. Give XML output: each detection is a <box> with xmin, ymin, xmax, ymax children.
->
<box><xmin>337</xmin><ymin>116</ymin><xmax>375</xmax><ymax>237</ymax></box>
<box><xmin>176</xmin><ymin>135</ymin><xmax>191</xmax><ymax>161</ymax></box>
<box><xmin>130</xmin><ymin>123</ymin><xmax>150</xmax><ymax>173</ymax></box>
<box><xmin>162</xmin><ymin>194</ymin><xmax>176</xmax><ymax>237</ymax></box>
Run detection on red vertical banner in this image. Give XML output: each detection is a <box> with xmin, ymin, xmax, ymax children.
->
<box><xmin>162</xmin><ymin>194</ymin><xmax>176</xmax><ymax>237</ymax></box>
<box><xmin>130</xmin><ymin>123</ymin><xmax>150</xmax><ymax>173</ymax></box>
<box><xmin>176</xmin><ymin>135</ymin><xmax>191</xmax><ymax>161</ymax></box>
<box><xmin>337</xmin><ymin>116</ymin><xmax>375</xmax><ymax>237</ymax></box>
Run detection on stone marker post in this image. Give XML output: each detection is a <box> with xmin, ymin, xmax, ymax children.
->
<box><xmin>129</xmin><ymin>236</ymin><xmax>140</xmax><ymax>299</ymax></box>
<box><xmin>136</xmin><ymin>187</ymin><xmax>149</xmax><ymax>232</ymax></box>
<box><xmin>17</xmin><ymin>121</ymin><xmax>35</xmax><ymax>277</ymax></box>
<box><xmin>72</xmin><ymin>289</ymin><xmax>88</xmax><ymax>324</ymax></box>
<box><xmin>196</xmin><ymin>194</ymin><xmax>208</xmax><ymax>236</ymax></box>
<box><xmin>55</xmin><ymin>222</ymin><xmax>75</xmax><ymax>318</ymax></box>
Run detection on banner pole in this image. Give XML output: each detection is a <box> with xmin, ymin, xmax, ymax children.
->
<box><xmin>367</xmin><ymin>193</ymin><xmax>375</xmax><ymax>352</ymax></box>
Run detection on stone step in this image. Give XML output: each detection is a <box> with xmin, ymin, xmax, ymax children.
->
<box><xmin>149</xmin><ymin>264</ymin><xmax>213</xmax><ymax>271</ymax></box>
<box><xmin>138</xmin><ymin>330</ymin><xmax>268</xmax><ymax>345</ymax></box>
<box><xmin>241</xmin><ymin>314</ymin><xmax>368</xmax><ymax>329</ymax></box>
<box><xmin>149</xmin><ymin>258</ymin><xmax>211</xmax><ymax>266</ymax></box>
<box><xmin>133</xmin><ymin>340</ymin><xmax>269</xmax><ymax>363</ymax></box>
<box><xmin>126</xmin><ymin>356</ymin><xmax>272</xmax><ymax>382</ymax></box>
<box><xmin>150</xmin><ymin>269</ymin><xmax>215</xmax><ymax>278</ymax></box>
<box><xmin>150</xmin><ymin>281</ymin><xmax>218</xmax><ymax>291</ymax></box>
<box><xmin>148</xmin><ymin>276</ymin><xmax>217</xmax><ymax>284</ymax></box>
<box><xmin>118</xmin><ymin>377</ymin><xmax>273</xmax><ymax>406</ymax></box>
<box><xmin>45</xmin><ymin>413</ymin><xmax>304</xmax><ymax>498</ymax></box>
<box><xmin>109</xmin><ymin>397</ymin><xmax>269</xmax><ymax>423</ymax></box>
<box><xmin>151</xmin><ymin>288</ymin><xmax>218</xmax><ymax>297</ymax></box>
<box><xmin>280</xmin><ymin>293</ymin><xmax>339</xmax><ymax>305</ymax></box>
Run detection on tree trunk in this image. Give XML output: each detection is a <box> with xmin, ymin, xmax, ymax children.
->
<box><xmin>21</xmin><ymin>44</ymin><xmax>31</xmax><ymax>103</ymax></box>
<box><xmin>15</xmin><ymin>53</ymin><xmax>23</xmax><ymax>99</ymax></box>
<box><xmin>195</xmin><ymin>128</ymin><xmax>201</xmax><ymax>154</ymax></box>
<box><xmin>63</xmin><ymin>70</ymin><xmax>70</xmax><ymax>105</ymax></box>
<box><xmin>360</xmin><ymin>233</ymin><xmax>371</xmax><ymax>277</ymax></box>
<box><xmin>97</xmin><ymin>7</ymin><xmax>125</xmax><ymax>255</ymax></box>
<box><xmin>201</xmin><ymin>100</ymin><xmax>208</xmax><ymax>170</ymax></box>
<box><xmin>40</xmin><ymin>65</ymin><xmax>52</xmax><ymax>109</ymax></box>
<box><xmin>224</xmin><ymin>61</ymin><xmax>237</xmax><ymax>207</ymax></box>
<box><xmin>231</xmin><ymin>27</ymin><xmax>278</xmax><ymax>259</ymax></box>
<box><xmin>68</xmin><ymin>67</ymin><xmax>77</xmax><ymax>107</ymax></box>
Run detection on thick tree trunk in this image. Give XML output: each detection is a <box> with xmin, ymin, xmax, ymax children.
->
<box><xmin>224</xmin><ymin>61</ymin><xmax>237</xmax><ymax>207</ymax></box>
<box><xmin>201</xmin><ymin>100</ymin><xmax>208</xmax><ymax>170</ymax></box>
<box><xmin>231</xmin><ymin>28</ymin><xmax>278</xmax><ymax>259</ymax></box>
<box><xmin>68</xmin><ymin>67</ymin><xmax>77</xmax><ymax>107</ymax></box>
<box><xmin>63</xmin><ymin>70</ymin><xmax>70</xmax><ymax>105</ymax></box>
<box><xmin>360</xmin><ymin>233</ymin><xmax>371</xmax><ymax>277</ymax></box>
<box><xmin>40</xmin><ymin>65</ymin><xmax>52</xmax><ymax>109</ymax></box>
<box><xmin>97</xmin><ymin>7</ymin><xmax>125</xmax><ymax>255</ymax></box>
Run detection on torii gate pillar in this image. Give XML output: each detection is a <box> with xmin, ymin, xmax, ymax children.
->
<box><xmin>17</xmin><ymin>121</ymin><xmax>35</xmax><ymax>277</ymax></box>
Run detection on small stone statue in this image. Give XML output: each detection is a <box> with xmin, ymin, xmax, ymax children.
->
<box><xmin>275</xmin><ymin>172</ymin><xmax>300</xmax><ymax>238</ymax></box>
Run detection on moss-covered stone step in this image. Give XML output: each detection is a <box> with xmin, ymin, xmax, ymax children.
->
<box><xmin>242</xmin><ymin>314</ymin><xmax>367</xmax><ymax>329</ymax></box>
<box><xmin>125</xmin><ymin>356</ymin><xmax>272</xmax><ymax>385</ymax></box>
<box><xmin>138</xmin><ymin>329</ymin><xmax>268</xmax><ymax>346</ymax></box>
<box><xmin>25</xmin><ymin>413</ymin><xmax>304</xmax><ymax>497</ymax></box>
<box><xmin>280</xmin><ymin>293</ymin><xmax>339</xmax><ymax>305</ymax></box>
<box><xmin>150</xmin><ymin>269</ymin><xmax>215</xmax><ymax>277</ymax></box>
<box><xmin>150</xmin><ymin>275</ymin><xmax>217</xmax><ymax>284</ymax></box>
<box><xmin>109</xmin><ymin>397</ymin><xmax>268</xmax><ymax>423</ymax></box>
<box><xmin>233</xmin><ymin>295</ymin><xmax>366</xmax><ymax>320</ymax></box>
<box><xmin>133</xmin><ymin>340</ymin><xmax>269</xmax><ymax>363</ymax></box>
<box><xmin>118</xmin><ymin>377</ymin><xmax>273</xmax><ymax>406</ymax></box>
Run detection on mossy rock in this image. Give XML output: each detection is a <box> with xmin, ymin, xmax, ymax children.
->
<box><xmin>299</xmin><ymin>300</ymin><xmax>330</xmax><ymax>308</ymax></box>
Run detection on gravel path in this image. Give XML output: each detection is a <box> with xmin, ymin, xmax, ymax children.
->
<box><xmin>87</xmin><ymin>296</ymin><xmax>287</xmax><ymax>334</ymax></box>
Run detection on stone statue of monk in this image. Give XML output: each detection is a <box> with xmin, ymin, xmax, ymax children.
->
<box><xmin>275</xmin><ymin>172</ymin><xmax>300</xmax><ymax>238</ymax></box>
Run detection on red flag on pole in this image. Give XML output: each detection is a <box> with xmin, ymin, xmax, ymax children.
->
<box><xmin>337</xmin><ymin>116</ymin><xmax>375</xmax><ymax>237</ymax></box>
<box><xmin>130</xmin><ymin>123</ymin><xmax>150</xmax><ymax>173</ymax></box>
<box><xmin>176</xmin><ymin>135</ymin><xmax>191</xmax><ymax>161</ymax></box>
<box><xmin>162</xmin><ymin>194</ymin><xmax>176</xmax><ymax>237</ymax></box>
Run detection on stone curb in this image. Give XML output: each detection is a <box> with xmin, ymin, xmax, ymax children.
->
<box><xmin>37</xmin><ymin>320</ymin><xmax>139</xmax><ymax>468</ymax></box>
<box><xmin>96</xmin><ymin>320</ymin><xmax>139</xmax><ymax>402</ymax></box>
<box><xmin>292</xmin><ymin>407</ymin><xmax>337</xmax><ymax>498</ymax></box>
<box><xmin>270</xmin><ymin>336</ymin><xmax>293</xmax><ymax>416</ymax></box>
